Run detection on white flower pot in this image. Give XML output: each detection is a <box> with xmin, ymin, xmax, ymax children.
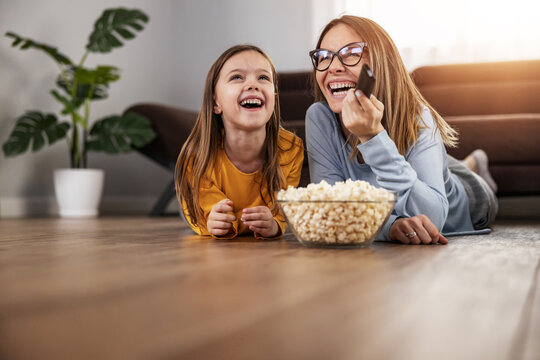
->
<box><xmin>54</xmin><ymin>169</ymin><xmax>105</xmax><ymax>218</ymax></box>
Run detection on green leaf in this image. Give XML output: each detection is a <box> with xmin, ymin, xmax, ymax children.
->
<box><xmin>74</xmin><ymin>65</ymin><xmax>120</xmax><ymax>85</ymax></box>
<box><xmin>116</xmin><ymin>28</ymin><xmax>135</xmax><ymax>39</ymax></box>
<box><xmin>2</xmin><ymin>111</ymin><xmax>70</xmax><ymax>157</ymax></box>
<box><xmin>86</xmin><ymin>112</ymin><xmax>155</xmax><ymax>154</ymax></box>
<box><xmin>86</xmin><ymin>8</ymin><xmax>149</xmax><ymax>53</ymax></box>
<box><xmin>5</xmin><ymin>32</ymin><xmax>73</xmax><ymax>65</ymax></box>
<box><xmin>50</xmin><ymin>89</ymin><xmax>83</xmax><ymax>115</ymax></box>
<box><xmin>56</xmin><ymin>67</ymin><xmax>109</xmax><ymax>102</ymax></box>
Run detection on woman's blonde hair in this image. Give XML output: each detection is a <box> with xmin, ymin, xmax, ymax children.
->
<box><xmin>313</xmin><ymin>16</ymin><xmax>458</xmax><ymax>157</ymax></box>
<box><xmin>175</xmin><ymin>44</ymin><xmax>293</xmax><ymax>230</ymax></box>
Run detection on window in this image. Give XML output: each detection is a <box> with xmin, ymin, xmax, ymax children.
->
<box><xmin>312</xmin><ymin>0</ymin><xmax>540</xmax><ymax>70</ymax></box>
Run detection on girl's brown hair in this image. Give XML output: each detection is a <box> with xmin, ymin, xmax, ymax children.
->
<box><xmin>175</xmin><ymin>44</ymin><xmax>292</xmax><ymax>230</ymax></box>
<box><xmin>313</xmin><ymin>16</ymin><xmax>458</xmax><ymax>157</ymax></box>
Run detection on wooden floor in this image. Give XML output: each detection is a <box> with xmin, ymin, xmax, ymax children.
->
<box><xmin>0</xmin><ymin>217</ymin><xmax>539</xmax><ymax>360</ymax></box>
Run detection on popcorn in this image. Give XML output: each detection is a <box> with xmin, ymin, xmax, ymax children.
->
<box><xmin>277</xmin><ymin>180</ymin><xmax>396</xmax><ymax>246</ymax></box>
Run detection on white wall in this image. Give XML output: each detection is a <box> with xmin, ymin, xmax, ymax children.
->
<box><xmin>171</xmin><ymin>0</ymin><xmax>314</xmax><ymax>110</ymax></box>
<box><xmin>0</xmin><ymin>0</ymin><xmax>313</xmax><ymax>217</ymax></box>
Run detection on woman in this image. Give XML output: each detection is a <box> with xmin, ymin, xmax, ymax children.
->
<box><xmin>305</xmin><ymin>15</ymin><xmax>497</xmax><ymax>244</ymax></box>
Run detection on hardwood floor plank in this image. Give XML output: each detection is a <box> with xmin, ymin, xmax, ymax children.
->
<box><xmin>174</xmin><ymin>232</ymin><xmax>540</xmax><ymax>360</ymax></box>
<box><xmin>0</xmin><ymin>218</ymin><xmax>538</xmax><ymax>360</ymax></box>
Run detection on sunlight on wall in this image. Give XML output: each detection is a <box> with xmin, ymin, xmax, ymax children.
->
<box><xmin>316</xmin><ymin>0</ymin><xmax>540</xmax><ymax>70</ymax></box>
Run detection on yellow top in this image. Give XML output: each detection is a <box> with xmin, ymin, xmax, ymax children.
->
<box><xmin>183</xmin><ymin>128</ymin><xmax>304</xmax><ymax>239</ymax></box>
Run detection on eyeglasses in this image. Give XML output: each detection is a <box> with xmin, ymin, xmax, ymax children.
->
<box><xmin>309</xmin><ymin>42</ymin><xmax>367</xmax><ymax>71</ymax></box>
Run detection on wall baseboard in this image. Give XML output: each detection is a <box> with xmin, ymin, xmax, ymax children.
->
<box><xmin>0</xmin><ymin>196</ymin><xmax>180</xmax><ymax>218</ymax></box>
<box><xmin>2</xmin><ymin>196</ymin><xmax>538</xmax><ymax>219</ymax></box>
<box><xmin>497</xmin><ymin>196</ymin><xmax>540</xmax><ymax>219</ymax></box>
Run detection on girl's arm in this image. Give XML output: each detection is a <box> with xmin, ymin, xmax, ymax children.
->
<box><xmin>268</xmin><ymin>136</ymin><xmax>305</xmax><ymax>237</ymax></box>
<box><xmin>242</xmin><ymin>206</ymin><xmax>280</xmax><ymax>238</ymax></box>
<box><xmin>285</xmin><ymin>136</ymin><xmax>305</xmax><ymax>187</ymax></box>
<box><xmin>183</xmin><ymin>181</ymin><xmax>240</xmax><ymax>239</ymax></box>
<box><xmin>245</xmin><ymin>134</ymin><xmax>305</xmax><ymax>240</ymax></box>
<box><xmin>207</xmin><ymin>199</ymin><xmax>236</xmax><ymax>237</ymax></box>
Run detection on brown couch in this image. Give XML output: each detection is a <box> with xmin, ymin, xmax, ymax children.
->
<box><xmin>129</xmin><ymin>59</ymin><xmax>540</xmax><ymax>214</ymax></box>
<box><xmin>125</xmin><ymin>104</ymin><xmax>197</xmax><ymax>215</ymax></box>
<box><xmin>410</xmin><ymin>60</ymin><xmax>540</xmax><ymax>196</ymax></box>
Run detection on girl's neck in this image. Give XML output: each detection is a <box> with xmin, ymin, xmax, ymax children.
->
<box><xmin>223</xmin><ymin>128</ymin><xmax>266</xmax><ymax>173</ymax></box>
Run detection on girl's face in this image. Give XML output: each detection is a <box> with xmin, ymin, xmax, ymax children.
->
<box><xmin>316</xmin><ymin>24</ymin><xmax>369</xmax><ymax>114</ymax></box>
<box><xmin>213</xmin><ymin>50</ymin><xmax>275</xmax><ymax>132</ymax></box>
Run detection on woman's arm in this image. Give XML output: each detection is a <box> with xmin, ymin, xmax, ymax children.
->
<box><xmin>305</xmin><ymin>103</ymin><xmax>347</xmax><ymax>184</ymax></box>
<box><xmin>358</xmin><ymin>108</ymin><xmax>449</xmax><ymax>230</ymax></box>
<box><xmin>390</xmin><ymin>215</ymin><xmax>448</xmax><ymax>245</ymax></box>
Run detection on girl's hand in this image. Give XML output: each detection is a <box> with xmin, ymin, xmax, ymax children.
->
<box><xmin>389</xmin><ymin>215</ymin><xmax>448</xmax><ymax>245</ymax></box>
<box><xmin>207</xmin><ymin>199</ymin><xmax>236</xmax><ymax>237</ymax></box>
<box><xmin>341</xmin><ymin>88</ymin><xmax>385</xmax><ymax>143</ymax></box>
<box><xmin>241</xmin><ymin>206</ymin><xmax>279</xmax><ymax>238</ymax></box>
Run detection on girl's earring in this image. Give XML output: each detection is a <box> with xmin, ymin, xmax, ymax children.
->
<box><xmin>213</xmin><ymin>104</ymin><xmax>222</xmax><ymax>114</ymax></box>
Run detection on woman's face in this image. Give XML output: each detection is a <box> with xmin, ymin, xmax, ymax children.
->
<box><xmin>213</xmin><ymin>50</ymin><xmax>275</xmax><ymax>132</ymax></box>
<box><xmin>316</xmin><ymin>24</ymin><xmax>369</xmax><ymax>114</ymax></box>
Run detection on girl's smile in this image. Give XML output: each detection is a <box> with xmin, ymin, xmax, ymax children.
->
<box><xmin>239</xmin><ymin>95</ymin><xmax>265</xmax><ymax>111</ymax></box>
<box><xmin>214</xmin><ymin>50</ymin><xmax>275</xmax><ymax>132</ymax></box>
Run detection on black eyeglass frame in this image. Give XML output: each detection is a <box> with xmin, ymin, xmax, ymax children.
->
<box><xmin>309</xmin><ymin>42</ymin><xmax>367</xmax><ymax>71</ymax></box>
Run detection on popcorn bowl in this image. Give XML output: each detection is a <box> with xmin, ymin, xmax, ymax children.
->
<box><xmin>277</xmin><ymin>180</ymin><xmax>397</xmax><ymax>248</ymax></box>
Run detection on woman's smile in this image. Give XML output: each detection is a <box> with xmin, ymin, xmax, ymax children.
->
<box><xmin>327</xmin><ymin>79</ymin><xmax>356</xmax><ymax>97</ymax></box>
<box><xmin>316</xmin><ymin>24</ymin><xmax>367</xmax><ymax>114</ymax></box>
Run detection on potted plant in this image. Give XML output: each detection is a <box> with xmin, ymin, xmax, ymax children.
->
<box><xmin>2</xmin><ymin>7</ymin><xmax>156</xmax><ymax>218</ymax></box>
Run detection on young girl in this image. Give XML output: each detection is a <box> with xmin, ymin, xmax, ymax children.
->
<box><xmin>306</xmin><ymin>16</ymin><xmax>498</xmax><ymax>244</ymax></box>
<box><xmin>175</xmin><ymin>45</ymin><xmax>304</xmax><ymax>239</ymax></box>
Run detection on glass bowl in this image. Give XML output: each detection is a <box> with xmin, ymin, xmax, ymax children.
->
<box><xmin>278</xmin><ymin>195</ymin><xmax>396</xmax><ymax>248</ymax></box>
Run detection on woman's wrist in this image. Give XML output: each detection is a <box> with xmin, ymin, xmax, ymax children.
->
<box><xmin>358</xmin><ymin>126</ymin><xmax>384</xmax><ymax>143</ymax></box>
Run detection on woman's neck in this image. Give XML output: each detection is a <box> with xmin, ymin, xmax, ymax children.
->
<box><xmin>223</xmin><ymin>128</ymin><xmax>266</xmax><ymax>173</ymax></box>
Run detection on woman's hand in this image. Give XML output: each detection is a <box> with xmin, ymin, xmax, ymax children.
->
<box><xmin>207</xmin><ymin>199</ymin><xmax>236</xmax><ymax>237</ymax></box>
<box><xmin>241</xmin><ymin>206</ymin><xmax>279</xmax><ymax>238</ymax></box>
<box><xmin>389</xmin><ymin>215</ymin><xmax>448</xmax><ymax>245</ymax></box>
<box><xmin>341</xmin><ymin>89</ymin><xmax>385</xmax><ymax>143</ymax></box>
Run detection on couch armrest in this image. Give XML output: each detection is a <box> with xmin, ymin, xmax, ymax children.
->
<box><xmin>125</xmin><ymin>103</ymin><xmax>197</xmax><ymax>169</ymax></box>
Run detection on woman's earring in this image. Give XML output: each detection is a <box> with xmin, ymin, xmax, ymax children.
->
<box><xmin>213</xmin><ymin>104</ymin><xmax>222</xmax><ymax>114</ymax></box>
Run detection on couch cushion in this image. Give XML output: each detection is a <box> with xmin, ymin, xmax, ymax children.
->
<box><xmin>411</xmin><ymin>59</ymin><xmax>540</xmax><ymax>86</ymax></box>
<box><xmin>412</xmin><ymin>60</ymin><xmax>540</xmax><ymax>117</ymax></box>
<box><xmin>490</xmin><ymin>165</ymin><xmax>540</xmax><ymax>196</ymax></box>
<box><xmin>445</xmin><ymin>113</ymin><xmax>540</xmax><ymax>164</ymax></box>
<box><xmin>279</xmin><ymin>91</ymin><xmax>315</xmax><ymax>122</ymax></box>
<box><xmin>278</xmin><ymin>72</ymin><xmax>314</xmax><ymax>122</ymax></box>
<box><xmin>417</xmin><ymin>82</ymin><xmax>540</xmax><ymax>117</ymax></box>
<box><xmin>278</xmin><ymin>72</ymin><xmax>312</xmax><ymax>91</ymax></box>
